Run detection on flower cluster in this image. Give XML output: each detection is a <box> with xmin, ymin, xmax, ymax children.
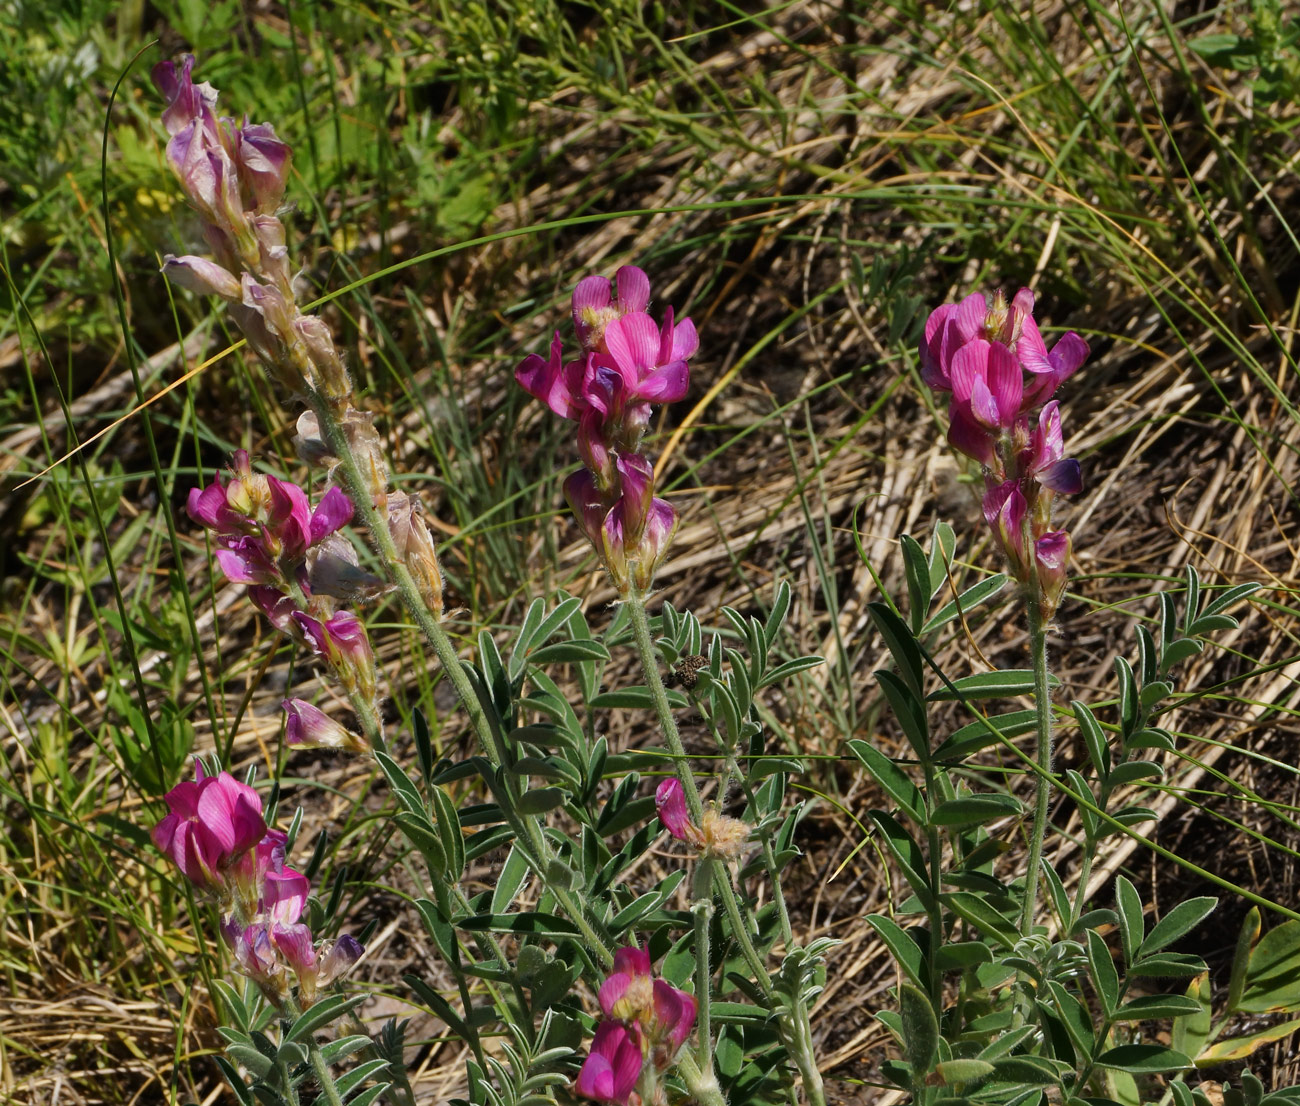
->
<box><xmin>577</xmin><ymin>947</ymin><xmax>697</xmax><ymax>1104</ymax></box>
<box><xmin>921</xmin><ymin>288</ymin><xmax>1088</xmax><ymax>616</ymax></box>
<box><xmin>655</xmin><ymin>778</ymin><xmax>750</xmax><ymax>861</ymax></box>
<box><xmin>153</xmin><ymin>763</ymin><xmax>362</xmax><ymax>1007</ymax></box>
<box><xmin>188</xmin><ymin>450</ymin><xmax>376</xmax><ymax>742</ymax></box>
<box><xmin>516</xmin><ymin>267</ymin><xmax>696</xmax><ymax>595</ymax></box>
<box><xmin>155</xmin><ymin>56</ymin><xmax>445</xmax><ymax>618</ymax></box>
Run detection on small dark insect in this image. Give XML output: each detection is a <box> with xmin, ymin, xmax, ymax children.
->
<box><xmin>665</xmin><ymin>654</ymin><xmax>707</xmax><ymax>690</ymax></box>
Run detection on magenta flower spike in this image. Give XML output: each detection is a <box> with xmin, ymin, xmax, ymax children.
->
<box><xmin>152</xmin><ymin>764</ymin><xmax>267</xmax><ymax>893</ymax></box>
<box><xmin>517</xmin><ymin>263</ymin><xmax>695</xmax><ymax>593</ymax></box>
<box><xmin>576</xmin><ymin>1021</ymin><xmax>644</xmax><ymax>1105</ymax></box>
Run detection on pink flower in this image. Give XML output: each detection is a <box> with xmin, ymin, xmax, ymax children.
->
<box><xmin>655</xmin><ymin>779</ymin><xmax>697</xmax><ymax>844</ymax></box>
<box><xmin>576</xmin><ymin>1021</ymin><xmax>644</xmax><ymax>1104</ymax></box>
<box><xmin>152</xmin><ymin>764</ymin><xmax>267</xmax><ymax>893</ymax></box>
<box><xmin>162</xmin><ymin>254</ymin><xmax>242</xmax><ymax>300</ymax></box>
<box><xmin>983</xmin><ymin>481</ymin><xmax>1031</xmax><ymax>579</ymax></box>
<box><xmin>598</xmin><ymin>946</ymin><xmax>697</xmax><ymax>1052</ymax></box>
<box><xmin>573</xmin><ymin>266</ymin><xmax>652</xmax><ymax>353</ymax></box>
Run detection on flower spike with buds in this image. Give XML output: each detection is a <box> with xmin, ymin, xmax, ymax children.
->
<box><xmin>921</xmin><ymin>287</ymin><xmax>1088</xmax><ymax>617</ymax></box>
<box><xmin>517</xmin><ymin>266</ymin><xmax>694</xmax><ymax>595</ymax></box>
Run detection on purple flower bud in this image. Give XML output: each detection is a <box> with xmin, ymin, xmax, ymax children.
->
<box><xmin>162</xmin><ymin>254</ymin><xmax>242</xmax><ymax>300</ymax></box>
<box><xmin>983</xmin><ymin>481</ymin><xmax>1031</xmax><ymax>580</ymax></box>
<box><xmin>652</xmin><ymin>977</ymin><xmax>698</xmax><ymax>1052</ymax></box>
<box><xmin>1035</xmin><ymin>530</ymin><xmax>1072</xmax><ymax>615</ymax></box>
<box><xmin>630</xmin><ymin>497</ymin><xmax>677</xmax><ymax>591</ymax></box>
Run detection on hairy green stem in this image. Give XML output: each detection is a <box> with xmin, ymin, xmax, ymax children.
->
<box><xmin>626</xmin><ymin>589</ymin><xmax>824</xmax><ymax>1106</ymax></box>
<box><xmin>677</xmin><ymin>1052</ymin><xmax>728</xmax><ymax>1106</ymax></box>
<box><xmin>693</xmin><ymin>891</ymin><xmax>718</xmax><ymax>1084</ymax></box>
<box><xmin>624</xmin><ymin>591</ymin><xmax>770</xmax><ymax>990</ymax></box>
<box><xmin>305</xmin><ymin>1036</ymin><xmax>346</xmax><ymax>1106</ymax></box>
<box><xmin>1020</xmin><ymin>597</ymin><xmax>1055</xmax><ymax>936</ymax></box>
<box><xmin>305</xmin><ymin>389</ymin><xmax>495</xmax><ymax>759</ymax></box>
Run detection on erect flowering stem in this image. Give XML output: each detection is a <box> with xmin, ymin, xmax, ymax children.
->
<box><xmin>692</xmin><ymin>870</ymin><xmax>718</xmax><ymax>1085</ymax></box>
<box><xmin>626</xmin><ymin>589</ymin><xmax>826</xmax><ymax>1106</ymax></box>
<box><xmin>1019</xmin><ymin>596</ymin><xmax>1055</xmax><ymax>937</ymax></box>
<box><xmin>284</xmin><ymin>996</ymin><xmax>346</xmax><ymax>1106</ymax></box>
<box><xmin>676</xmin><ymin>1052</ymin><xmax>728</xmax><ymax>1106</ymax></box>
<box><xmin>302</xmin><ymin>388</ymin><xmax>497</xmax><ymax>757</ymax></box>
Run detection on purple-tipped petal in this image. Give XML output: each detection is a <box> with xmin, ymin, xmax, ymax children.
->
<box><xmin>236</xmin><ymin>122</ymin><xmax>292</xmax><ymax>213</ymax></box>
<box><xmin>263</xmin><ymin>866</ymin><xmax>311</xmax><ymax>925</ymax></box>
<box><xmin>612</xmin><ymin>946</ymin><xmax>652</xmax><ymax>978</ymax></box>
<box><xmin>319</xmin><ymin>933</ymin><xmax>364</xmax><ymax>984</ymax></box>
<box><xmin>517</xmin><ymin>333</ymin><xmax>581</xmax><ymax>419</ymax></box>
<box><xmin>576</xmin><ymin>1022</ymin><xmax>643</xmax><ymax>1104</ymax></box>
<box><xmin>564</xmin><ymin>468</ymin><xmax>607</xmax><ymax>548</ymax></box>
<box><xmin>251</xmin><ymin>587</ymin><xmax>299</xmax><ymax>634</ymax></box>
<box><xmin>632</xmin><ymin>359</ymin><xmax>690</xmax><ymax>404</ymax></box>
<box><xmin>283</xmin><ymin>699</ymin><xmax>354</xmax><ymax>749</ymax></box>
<box><xmin>1049</xmin><ymin>331</ymin><xmax>1089</xmax><ymax>377</ymax></box>
<box><xmin>269</xmin><ymin>922</ymin><xmax>317</xmax><ymax>975</ymax></box>
<box><xmin>653</xmin><ymin>978</ymin><xmax>697</xmax><ymax>1051</ymax></box>
<box><xmin>670</xmin><ymin>316</ymin><xmax>699</xmax><ymax>362</ymax></box>
<box><xmin>946</xmin><ymin>405</ymin><xmax>996</xmax><ymax>466</ymax></box>
<box><xmin>1038</xmin><ymin>458</ymin><xmax>1082</xmax><ymax>495</ymax></box>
